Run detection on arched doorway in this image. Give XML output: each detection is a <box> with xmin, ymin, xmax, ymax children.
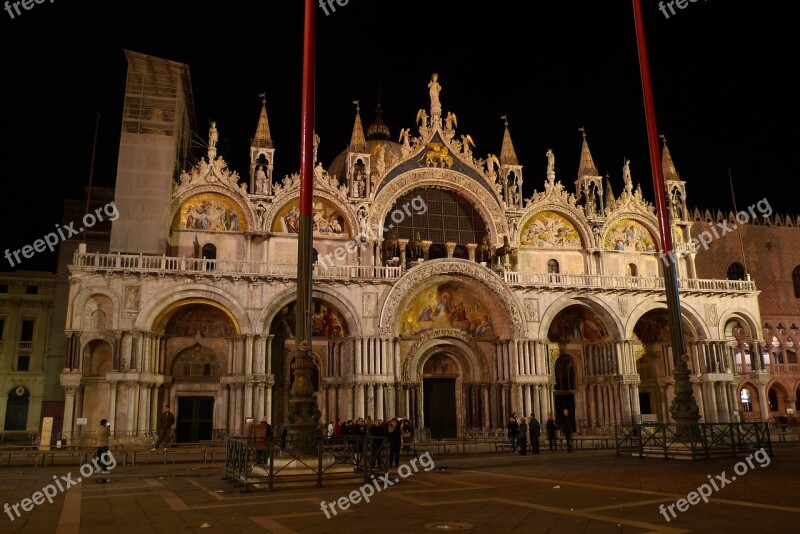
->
<box><xmin>553</xmin><ymin>355</ymin><xmax>577</xmax><ymax>431</ymax></box>
<box><xmin>422</xmin><ymin>354</ymin><xmax>459</xmax><ymax>439</ymax></box>
<box><xmin>5</xmin><ymin>387</ymin><xmax>30</xmax><ymax>431</ymax></box>
<box><xmin>171</xmin><ymin>343</ymin><xmax>222</xmax><ymax>443</ymax></box>
<box><xmin>163</xmin><ymin>303</ymin><xmax>235</xmax><ymax>442</ymax></box>
<box><xmin>636</xmin><ymin>353</ymin><xmax>664</xmax><ymax>420</ymax></box>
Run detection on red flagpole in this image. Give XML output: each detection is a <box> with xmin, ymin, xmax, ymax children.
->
<box><xmin>632</xmin><ymin>0</ymin><xmax>699</xmax><ymax>431</ymax></box>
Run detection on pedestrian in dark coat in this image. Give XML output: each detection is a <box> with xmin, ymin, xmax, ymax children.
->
<box><xmin>518</xmin><ymin>416</ymin><xmax>528</xmax><ymax>455</ymax></box>
<box><xmin>529</xmin><ymin>414</ymin><xmax>541</xmax><ymax>454</ymax></box>
<box><xmin>546</xmin><ymin>413</ymin><xmax>557</xmax><ymax>450</ymax></box>
<box><xmin>507</xmin><ymin>413</ymin><xmax>520</xmax><ymax>452</ymax></box>
<box><xmin>559</xmin><ymin>409</ymin><xmax>573</xmax><ymax>452</ymax></box>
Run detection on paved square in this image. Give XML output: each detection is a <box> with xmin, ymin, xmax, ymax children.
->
<box><xmin>1</xmin><ymin>446</ymin><xmax>798</xmax><ymax>533</ymax></box>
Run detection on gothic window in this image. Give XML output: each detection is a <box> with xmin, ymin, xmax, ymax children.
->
<box><xmin>793</xmin><ymin>265</ymin><xmax>800</xmax><ymax>298</ymax></box>
<box><xmin>554</xmin><ymin>355</ymin><xmax>576</xmax><ymax>391</ymax></box>
<box><xmin>740</xmin><ymin>388</ymin><xmax>752</xmax><ymax>412</ymax></box>
<box><xmin>547</xmin><ymin>259</ymin><xmax>560</xmax><ymax>274</ymax></box>
<box><xmin>727</xmin><ymin>262</ymin><xmax>746</xmax><ymax>281</ymax></box>
<box><xmin>768</xmin><ymin>388</ymin><xmax>778</xmax><ymax>411</ymax></box>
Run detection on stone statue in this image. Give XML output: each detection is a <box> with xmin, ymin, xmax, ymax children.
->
<box><xmin>399</xmin><ymin>128</ymin><xmax>412</xmax><ymax>156</ymax></box>
<box><xmin>445</xmin><ymin>111</ymin><xmax>457</xmax><ymax>130</ymax></box>
<box><xmin>209</xmin><ymin>122</ymin><xmax>218</xmax><ymax>148</ymax></box>
<box><xmin>313</xmin><ymin>132</ymin><xmax>320</xmax><ymax>163</ymax></box>
<box><xmin>486</xmin><ymin>154</ymin><xmax>500</xmax><ymax>180</ymax></box>
<box><xmin>373</xmin><ymin>143</ymin><xmax>386</xmax><ymax>177</ymax></box>
<box><xmin>416</xmin><ymin>108</ymin><xmax>428</xmax><ymax>128</ymax></box>
<box><xmin>358</xmin><ymin>207</ymin><xmax>369</xmax><ymax>237</ymax></box>
<box><xmin>428</xmin><ymin>73</ymin><xmax>442</xmax><ymax>115</ymax></box>
<box><xmin>255</xmin><ymin>165</ymin><xmax>268</xmax><ymax>194</ymax></box>
<box><xmin>546</xmin><ymin>148</ymin><xmax>555</xmax><ymax>176</ymax></box>
<box><xmin>623</xmin><ymin>159</ymin><xmax>632</xmax><ymax>191</ymax></box>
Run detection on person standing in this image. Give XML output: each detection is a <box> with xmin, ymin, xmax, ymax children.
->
<box><xmin>546</xmin><ymin>413</ymin><xmax>557</xmax><ymax>451</ymax></box>
<box><xmin>152</xmin><ymin>405</ymin><xmax>175</xmax><ymax>451</ymax></box>
<box><xmin>518</xmin><ymin>416</ymin><xmax>528</xmax><ymax>455</ymax></box>
<box><xmin>250</xmin><ymin>419</ymin><xmax>269</xmax><ymax>465</ymax></box>
<box><xmin>387</xmin><ymin>418</ymin><xmax>402</xmax><ymax>467</ymax></box>
<box><xmin>529</xmin><ymin>414</ymin><xmax>541</xmax><ymax>454</ymax></box>
<box><xmin>559</xmin><ymin>408</ymin><xmax>573</xmax><ymax>452</ymax></box>
<box><xmin>507</xmin><ymin>414</ymin><xmax>519</xmax><ymax>452</ymax></box>
<box><xmin>96</xmin><ymin>419</ymin><xmax>111</xmax><ymax>473</ymax></box>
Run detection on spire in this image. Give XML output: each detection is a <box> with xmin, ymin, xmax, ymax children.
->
<box><xmin>661</xmin><ymin>135</ymin><xmax>680</xmax><ymax>181</ymax></box>
<box><xmin>605</xmin><ymin>174</ymin><xmax>616</xmax><ymax>204</ymax></box>
<box><xmin>577</xmin><ymin>128</ymin><xmax>599</xmax><ymax>178</ymax></box>
<box><xmin>349</xmin><ymin>100</ymin><xmax>367</xmax><ymax>152</ymax></box>
<box><xmin>367</xmin><ymin>102</ymin><xmax>391</xmax><ymax>141</ymax></box>
<box><xmin>252</xmin><ymin>93</ymin><xmax>273</xmax><ymax>148</ymax></box>
<box><xmin>499</xmin><ymin>116</ymin><xmax>519</xmax><ymax>165</ymax></box>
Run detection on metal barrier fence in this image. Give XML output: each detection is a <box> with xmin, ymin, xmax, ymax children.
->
<box><xmin>224</xmin><ymin>435</ymin><xmax>394</xmax><ymax>492</ymax></box>
<box><xmin>615</xmin><ymin>422</ymin><xmax>772</xmax><ymax>460</ymax></box>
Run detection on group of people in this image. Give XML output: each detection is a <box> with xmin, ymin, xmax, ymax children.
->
<box><xmin>507</xmin><ymin>408</ymin><xmax>574</xmax><ymax>454</ymax></box>
<box><xmin>318</xmin><ymin>417</ymin><xmax>416</xmax><ymax>467</ymax></box>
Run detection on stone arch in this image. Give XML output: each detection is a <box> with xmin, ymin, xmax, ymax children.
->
<box><xmin>380</xmin><ymin>259</ymin><xmax>525</xmax><ymax>337</ymax></box>
<box><xmin>265</xmin><ymin>190</ymin><xmax>358</xmax><ymax>240</ymax></box>
<box><xmin>135</xmin><ymin>285</ymin><xmax>249</xmax><ymax>334</ymax></box>
<box><xmin>371</xmin><ymin>170</ymin><xmax>506</xmax><ymax>245</ymax></box>
<box><xmin>717</xmin><ymin>309</ymin><xmax>762</xmax><ymax>343</ymax></box>
<box><xmin>80</xmin><ymin>339</ymin><xmax>114</xmax><ymax>376</ymax></box>
<box><xmin>70</xmin><ymin>287</ymin><xmax>121</xmax><ymax>331</ymax></box>
<box><xmin>624</xmin><ymin>299</ymin><xmax>709</xmax><ymax>341</ymax></box>
<box><xmin>257</xmin><ymin>286</ymin><xmax>362</xmax><ymax>337</ymax></box>
<box><xmin>538</xmin><ymin>296</ymin><xmax>624</xmax><ymax>341</ymax></box>
<box><xmin>516</xmin><ymin>205</ymin><xmax>592</xmax><ymax>249</ymax></box>
<box><xmin>402</xmin><ymin>329</ymin><xmax>489</xmax><ymax>383</ymax></box>
<box><xmin>601</xmin><ymin>213</ymin><xmax>661</xmax><ymax>252</ymax></box>
<box><xmin>171</xmin><ymin>185</ymin><xmax>256</xmax><ymax>233</ymax></box>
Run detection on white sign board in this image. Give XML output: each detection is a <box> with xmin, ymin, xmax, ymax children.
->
<box><xmin>39</xmin><ymin>417</ymin><xmax>53</xmax><ymax>451</ymax></box>
<box><xmin>76</xmin><ymin>418</ymin><xmax>88</xmax><ymax>426</ymax></box>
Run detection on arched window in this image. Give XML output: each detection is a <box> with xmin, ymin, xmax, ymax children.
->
<box><xmin>202</xmin><ymin>243</ymin><xmax>217</xmax><ymax>260</ymax></box>
<box><xmin>554</xmin><ymin>355</ymin><xmax>576</xmax><ymax>391</ymax></box>
<box><xmin>727</xmin><ymin>262</ymin><xmax>746</xmax><ymax>281</ymax></box>
<box><xmin>547</xmin><ymin>259</ymin><xmax>560</xmax><ymax>274</ymax></box>
<box><xmin>627</xmin><ymin>263</ymin><xmax>638</xmax><ymax>277</ymax></box>
<box><xmin>768</xmin><ymin>388</ymin><xmax>778</xmax><ymax>411</ymax></box>
<box><xmin>740</xmin><ymin>388</ymin><xmax>752</xmax><ymax>412</ymax></box>
<box><xmin>793</xmin><ymin>265</ymin><xmax>800</xmax><ymax>298</ymax></box>
<box><xmin>4</xmin><ymin>387</ymin><xmax>30</xmax><ymax>431</ymax></box>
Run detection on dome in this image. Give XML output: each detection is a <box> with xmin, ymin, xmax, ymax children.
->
<box><xmin>366</xmin><ymin>103</ymin><xmax>391</xmax><ymax>141</ymax></box>
<box><xmin>327</xmin><ymin>139</ymin><xmax>407</xmax><ymax>183</ymax></box>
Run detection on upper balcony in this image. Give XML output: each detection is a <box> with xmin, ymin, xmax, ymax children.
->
<box><xmin>71</xmin><ymin>252</ymin><xmax>757</xmax><ymax>296</ymax></box>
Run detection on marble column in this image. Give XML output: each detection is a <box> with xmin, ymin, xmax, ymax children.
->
<box><xmin>62</xmin><ymin>386</ymin><xmax>77</xmax><ymax>440</ymax></box>
<box><xmin>716</xmin><ymin>382</ymin><xmax>730</xmax><ymax>423</ymax></box>
<box><xmin>756</xmin><ymin>382</ymin><xmax>769</xmax><ymax>422</ymax></box>
<box><xmin>620</xmin><ymin>384</ymin><xmax>632</xmax><ymax>424</ymax></box>
<box><xmin>376</xmin><ymin>384</ymin><xmax>384</xmax><ymax>420</ymax></box>
<box><xmin>483</xmin><ymin>385</ymin><xmax>490</xmax><ymax>429</ymax></box>
<box><xmin>355</xmin><ymin>384</ymin><xmax>365</xmax><ymax>418</ymax></box>
<box><xmin>386</xmin><ymin>385</ymin><xmax>395</xmax><ymax>418</ymax></box>
<box><xmin>631</xmin><ymin>384</ymin><xmax>641</xmax><ymax>424</ymax></box>
<box><xmin>523</xmin><ymin>385</ymin><xmax>532</xmax><ymax>418</ymax></box>
<box><xmin>150</xmin><ymin>386</ymin><xmax>159</xmax><ymax>432</ymax></box>
<box><xmin>137</xmin><ymin>383</ymin><xmax>149</xmax><ymax>434</ymax></box>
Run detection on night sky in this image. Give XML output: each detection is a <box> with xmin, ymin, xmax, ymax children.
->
<box><xmin>0</xmin><ymin>1</ymin><xmax>794</xmax><ymax>272</ymax></box>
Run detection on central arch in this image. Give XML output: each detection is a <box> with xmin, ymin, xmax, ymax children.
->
<box><xmin>380</xmin><ymin>259</ymin><xmax>525</xmax><ymax>338</ymax></box>
<box><xmin>403</xmin><ymin>332</ymin><xmax>486</xmax><ymax>437</ymax></box>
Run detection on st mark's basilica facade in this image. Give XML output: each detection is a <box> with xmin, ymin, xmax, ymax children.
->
<box><xmin>59</xmin><ymin>54</ymin><xmax>762</xmax><ymax>443</ymax></box>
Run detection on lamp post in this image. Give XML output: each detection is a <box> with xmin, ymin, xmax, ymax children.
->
<box><xmin>286</xmin><ymin>0</ymin><xmax>319</xmax><ymax>454</ymax></box>
<box><xmin>632</xmin><ymin>0</ymin><xmax>700</xmax><ymax>436</ymax></box>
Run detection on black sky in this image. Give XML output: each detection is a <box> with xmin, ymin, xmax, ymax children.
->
<box><xmin>0</xmin><ymin>0</ymin><xmax>795</xmax><ymax>272</ymax></box>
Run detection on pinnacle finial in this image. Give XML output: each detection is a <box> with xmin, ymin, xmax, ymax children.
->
<box><xmin>579</xmin><ymin>126</ymin><xmax>586</xmax><ymax>139</ymax></box>
<box><xmin>501</xmin><ymin>115</ymin><xmax>508</xmax><ymax>127</ymax></box>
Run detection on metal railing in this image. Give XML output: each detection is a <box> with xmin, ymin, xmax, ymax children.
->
<box><xmin>614</xmin><ymin>422</ymin><xmax>771</xmax><ymax>460</ymax></box>
<box><xmin>224</xmin><ymin>435</ymin><xmax>393</xmax><ymax>492</ymax></box>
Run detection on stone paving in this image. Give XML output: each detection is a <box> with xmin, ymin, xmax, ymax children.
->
<box><xmin>1</xmin><ymin>444</ymin><xmax>798</xmax><ymax>533</ymax></box>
